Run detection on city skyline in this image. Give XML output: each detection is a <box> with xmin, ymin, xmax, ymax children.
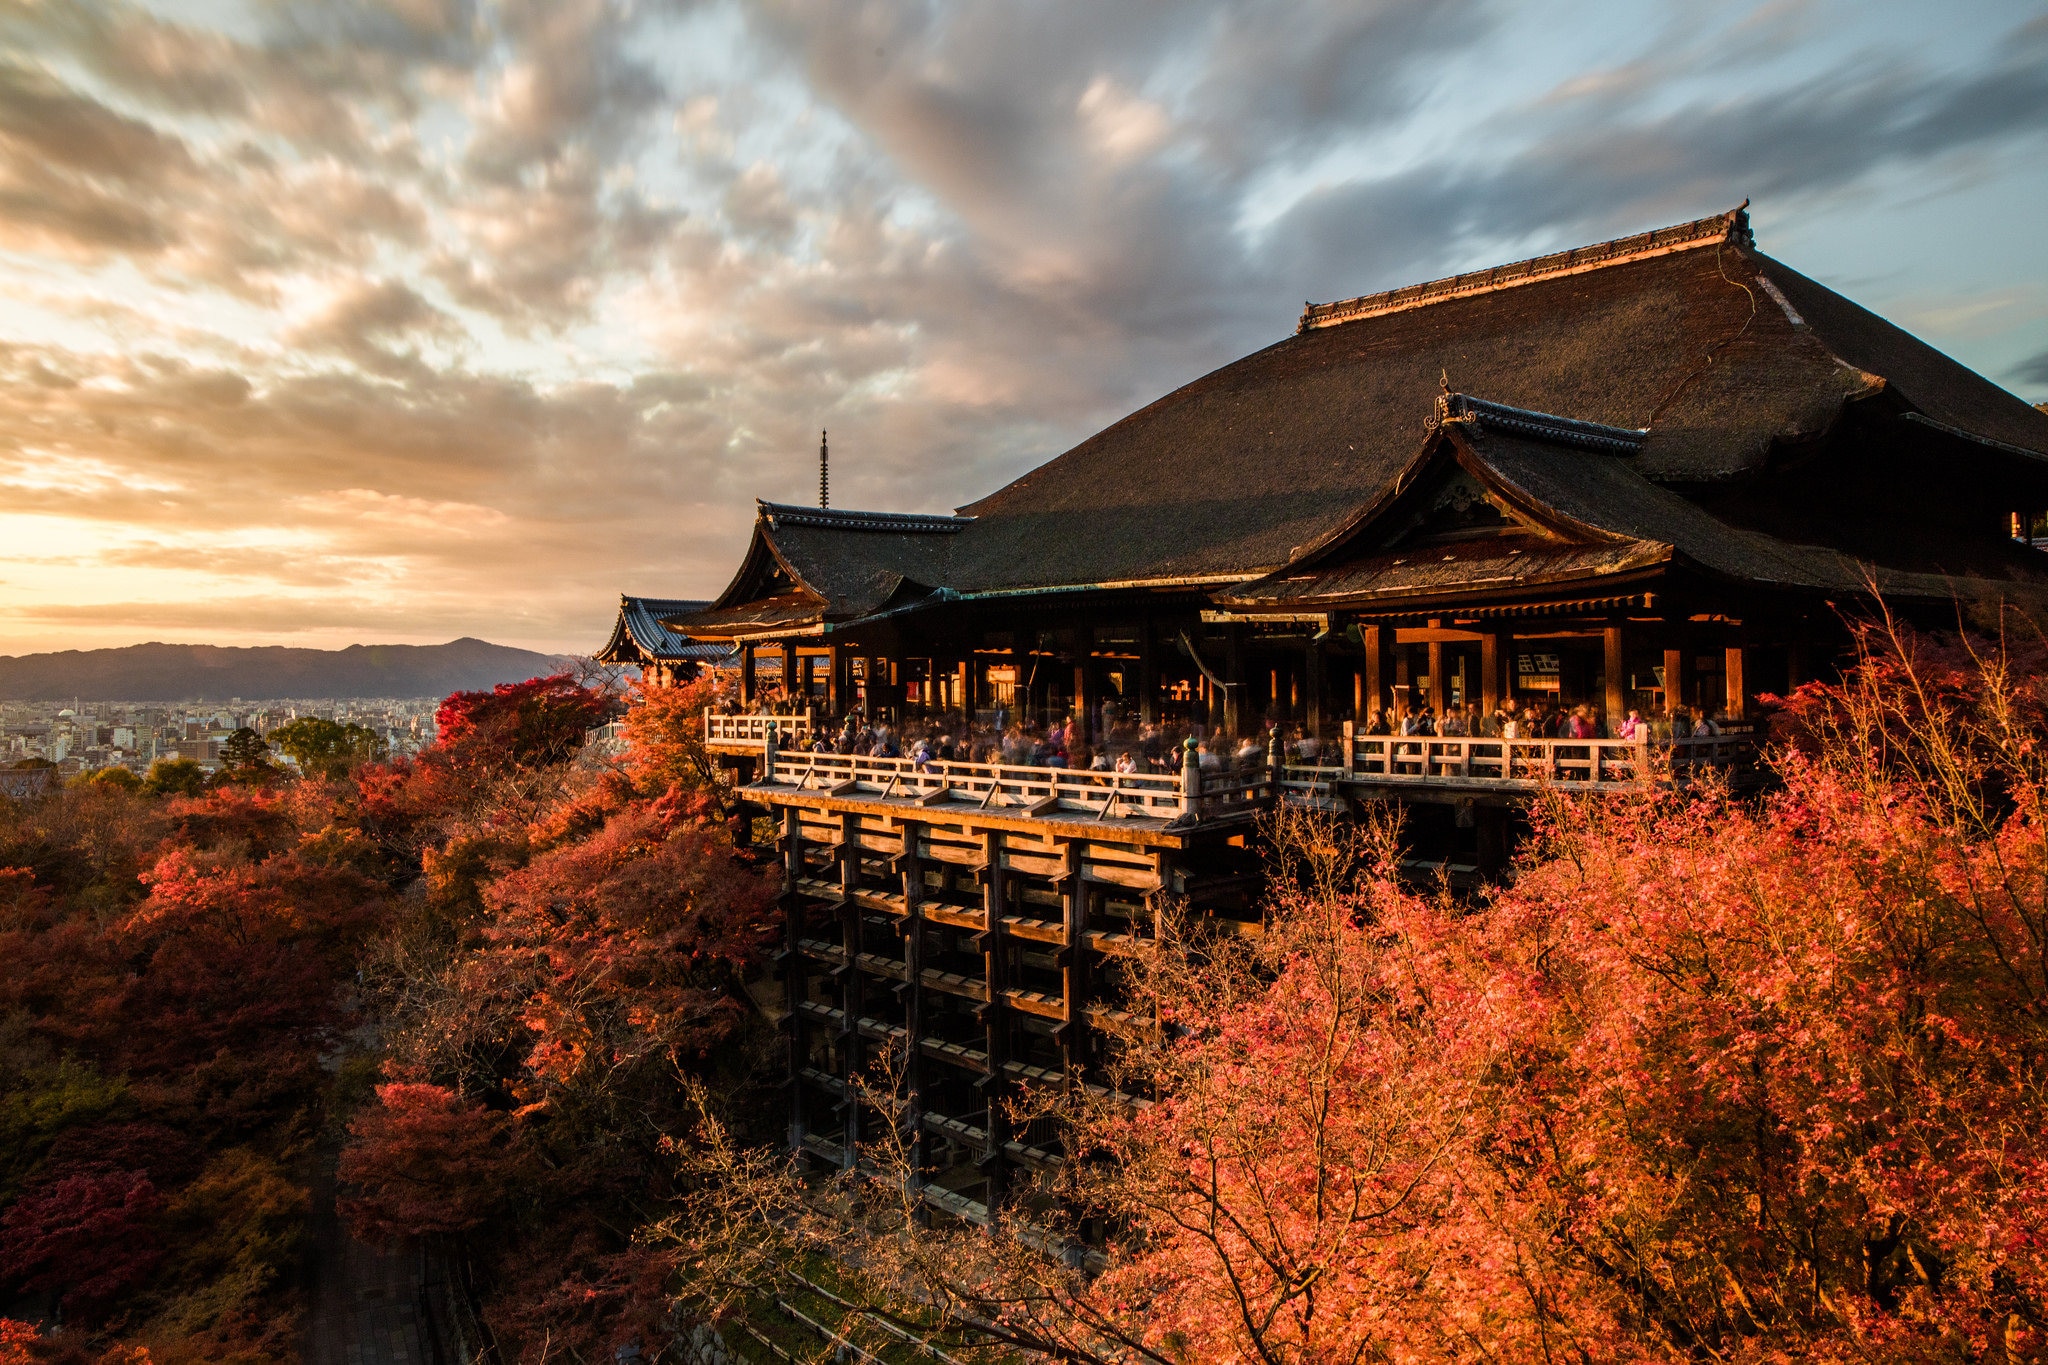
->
<box><xmin>2</xmin><ymin>0</ymin><xmax>2045</xmax><ymax>657</ymax></box>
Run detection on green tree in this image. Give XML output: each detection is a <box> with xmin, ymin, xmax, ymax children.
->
<box><xmin>220</xmin><ymin>727</ymin><xmax>270</xmax><ymax>773</ymax></box>
<box><xmin>267</xmin><ymin>717</ymin><xmax>385</xmax><ymax>779</ymax></box>
<box><xmin>143</xmin><ymin>757</ymin><xmax>206</xmax><ymax>797</ymax></box>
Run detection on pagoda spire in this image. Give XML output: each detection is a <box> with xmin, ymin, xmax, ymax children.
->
<box><xmin>819</xmin><ymin>429</ymin><xmax>829</xmax><ymax>509</ymax></box>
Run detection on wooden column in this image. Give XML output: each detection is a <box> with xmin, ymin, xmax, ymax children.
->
<box><xmin>899</xmin><ymin>821</ymin><xmax>929</xmax><ymax>1188</ymax></box>
<box><xmin>1304</xmin><ymin>640</ymin><xmax>1325</xmax><ymax>736</ymax></box>
<box><xmin>1663</xmin><ymin>641</ymin><xmax>1689</xmax><ymax>717</ymax></box>
<box><xmin>1481</xmin><ymin>629</ymin><xmax>1503</xmax><ymax>715</ymax></box>
<box><xmin>1223</xmin><ymin>628</ymin><xmax>1246</xmax><ymax>738</ymax></box>
<box><xmin>1075</xmin><ymin>654</ymin><xmax>1095</xmax><ymax>746</ymax></box>
<box><xmin>979</xmin><ymin>831</ymin><xmax>1010</xmax><ymax>1211</ymax></box>
<box><xmin>779</xmin><ymin>642</ymin><xmax>798</xmax><ymax>702</ymax></box>
<box><xmin>1364</xmin><ymin>624</ymin><xmax>1391</xmax><ymax>722</ymax></box>
<box><xmin>1058</xmin><ymin>841</ymin><xmax>1087</xmax><ymax>1080</ymax></box>
<box><xmin>781</xmin><ymin>807</ymin><xmax>807</xmax><ymax>1153</ymax></box>
<box><xmin>1603</xmin><ymin>624</ymin><xmax>1626</xmax><ymax>734</ymax></box>
<box><xmin>1427</xmin><ymin>640</ymin><xmax>1447</xmax><ymax>714</ymax></box>
<box><xmin>838</xmin><ymin>812</ymin><xmax>862</xmax><ymax>1169</ymax></box>
<box><xmin>1137</xmin><ymin>620</ymin><xmax>1158</xmax><ymax>726</ymax></box>
<box><xmin>962</xmin><ymin>651</ymin><xmax>979</xmax><ymax>722</ymax></box>
<box><xmin>1724</xmin><ymin>644</ymin><xmax>1748</xmax><ymax>721</ymax></box>
<box><xmin>740</xmin><ymin>644</ymin><xmax>757</xmax><ymax>707</ymax></box>
<box><xmin>1010</xmin><ymin>631</ymin><xmax>1029</xmax><ymax>727</ymax></box>
<box><xmin>824</xmin><ymin>644</ymin><xmax>841</xmax><ymax>716</ymax></box>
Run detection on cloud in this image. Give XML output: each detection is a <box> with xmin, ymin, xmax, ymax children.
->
<box><xmin>0</xmin><ymin>0</ymin><xmax>2042</xmax><ymax>654</ymax></box>
<box><xmin>2014</xmin><ymin>349</ymin><xmax>2048</xmax><ymax>392</ymax></box>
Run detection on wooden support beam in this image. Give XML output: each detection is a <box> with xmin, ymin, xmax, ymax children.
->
<box><xmin>1663</xmin><ymin>644</ymin><xmax>1689</xmax><ymax>717</ymax></box>
<box><xmin>1059</xmin><ymin>842</ymin><xmax>1087</xmax><ymax>1080</ymax></box>
<box><xmin>1604</xmin><ymin>624</ymin><xmax>1626</xmax><ymax>734</ymax></box>
<box><xmin>781</xmin><ymin>641</ymin><xmax>798</xmax><ymax>701</ymax></box>
<box><xmin>1481</xmin><ymin>629</ymin><xmax>1502</xmax><ymax>716</ymax></box>
<box><xmin>900</xmin><ymin>821</ymin><xmax>929</xmax><ymax>1189</ymax></box>
<box><xmin>979</xmin><ymin>830</ymin><xmax>1010</xmax><ymax>1211</ymax></box>
<box><xmin>1427</xmin><ymin>640</ymin><xmax>1446</xmax><ymax>715</ymax></box>
<box><xmin>781</xmin><ymin>807</ymin><xmax>806</xmax><ymax>1152</ymax></box>
<box><xmin>839</xmin><ymin>812</ymin><xmax>862</xmax><ymax>1169</ymax></box>
<box><xmin>1724</xmin><ymin>644</ymin><xmax>1747</xmax><ymax>721</ymax></box>
<box><xmin>824</xmin><ymin>644</ymin><xmax>840</xmax><ymax>716</ymax></box>
<box><xmin>1137</xmin><ymin>619</ymin><xmax>1158</xmax><ymax>726</ymax></box>
<box><xmin>1223</xmin><ymin>627</ymin><xmax>1246</xmax><ymax>738</ymax></box>
<box><xmin>1365</xmin><ymin>624</ymin><xmax>1390</xmax><ymax>723</ymax></box>
<box><xmin>740</xmin><ymin>644</ymin><xmax>757</xmax><ymax>707</ymax></box>
<box><xmin>1304</xmin><ymin>639</ymin><xmax>1325</xmax><ymax>736</ymax></box>
<box><xmin>1075</xmin><ymin>655</ymin><xmax>1095</xmax><ymax>746</ymax></box>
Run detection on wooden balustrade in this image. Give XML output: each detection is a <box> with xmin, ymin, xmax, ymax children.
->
<box><xmin>1313</xmin><ymin>731</ymin><xmax>1757</xmax><ymax>792</ymax></box>
<box><xmin>704</xmin><ymin>709</ymin><xmax>813</xmax><ymax>748</ymax></box>
<box><xmin>754</xmin><ymin>745</ymin><xmax>1211</xmax><ymax>824</ymax></box>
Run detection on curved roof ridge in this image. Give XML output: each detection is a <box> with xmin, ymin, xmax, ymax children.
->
<box><xmin>758</xmin><ymin>500</ymin><xmax>972</xmax><ymax>533</ymax></box>
<box><xmin>1300</xmin><ymin>203</ymin><xmax>1753</xmax><ymax>332</ymax></box>
<box><xmin>1437</xmin><ymin>392</ymin><xmax>1648</xmax><ymax>455</ymax></box>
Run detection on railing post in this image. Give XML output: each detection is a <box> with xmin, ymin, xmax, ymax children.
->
<box><xmin>1179</xmin><ymin>737</ymin><xmax>1200</xmax><ymax>818</ymax></box>
<box><xmin>1341</xmin><ymin>719</ymin><xmax>1355</xmax><ymax>776</ymax></box>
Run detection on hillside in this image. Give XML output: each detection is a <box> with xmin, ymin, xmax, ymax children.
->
<box><xmin>0</xmin><ymin>637</ymin><xmax>570</xmax><ymax>701</ymax></box>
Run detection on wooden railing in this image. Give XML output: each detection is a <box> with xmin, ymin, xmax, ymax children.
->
<box><xmin>751</xmin><ymin>739</ymin><xmax>1269</xmax><ymax>826</ymax></box>
<box><xmin>704</xmin><ymin>710</ymin><xmax>812</xmax><ymax>748</ymax></box>
<box><xmin>1289</xmin><ymin>730</ymin><xmax>1758</xmax><ymax>792</ymax></box>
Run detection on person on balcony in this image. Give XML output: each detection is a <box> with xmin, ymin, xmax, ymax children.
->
<box><xmin>1439</xmin><ymin>706</ymin><xmax>1469</xmax><ymax>737</ymax></box>
<box><xmin>1115</xmin><ymin>751</ymin><xmax>1138</xmax><ymax>774</ymax></box>
<box><xmin>1617</xmin><ymin>709</ymin><xmax>1646</xmax><ymax>741</ymax></box>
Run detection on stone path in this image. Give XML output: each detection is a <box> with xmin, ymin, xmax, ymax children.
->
<box><xmin>302</xmin><ymin>1165</ymin><xmax>436</xmax><ymax>1365</ymax></box>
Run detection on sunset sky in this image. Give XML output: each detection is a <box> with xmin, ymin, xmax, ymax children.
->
<box><xmin>2</xmin><ymin>0</ymin><xmax>2045</xmax><ymax>657</ymax></box>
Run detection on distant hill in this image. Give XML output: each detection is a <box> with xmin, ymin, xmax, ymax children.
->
<box><xmin>0</xmin><ymin>638</ymin><xmax>572</xmax><ymax>702</ymax></box>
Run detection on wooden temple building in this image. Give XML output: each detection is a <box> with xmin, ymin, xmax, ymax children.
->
<box><xmin>606</xmin><ymin>205</ymin><xmax>2048</xmax><ymax>1217</ymax></box>
<box><xmin>592</xmin><ymin>595</ymin><xmax>730</xmax><ymax>686</ymax></box>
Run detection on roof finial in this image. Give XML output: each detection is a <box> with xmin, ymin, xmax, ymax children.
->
<box><xmin>819</xmin><ymin>429</ymin><xmax>829</xmax><ymax>509</ymax></box>
<box><xmin>1440</xmin><ymin>368</ymin><xmax>1451</xmax><ymax>395</ymax></box>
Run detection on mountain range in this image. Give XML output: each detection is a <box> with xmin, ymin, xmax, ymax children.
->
<box><xmin>0</xmin><ymin>638</ymin><xmax>571</xmax><ymax>702</ymax></box>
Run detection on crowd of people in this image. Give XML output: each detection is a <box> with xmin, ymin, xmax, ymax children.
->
<box><xmin>1364</xmin><ymin>698</ymin><xmax>1735</xmax><ymax>742</ymax></box>
<box><xmin>717</xmin><ymin>682</ymin><xmax>1741</xmax><ymax>779</ymax></box>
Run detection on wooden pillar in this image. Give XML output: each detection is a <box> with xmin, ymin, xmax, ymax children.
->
<box><xmin>1724</xmin><ymin>643</ymin><xmax>1748</xmax><ymax>721</ymax></box>
<box><xmin>781</xmin><ymin>807</ymin><xmax>807</xmax><ymax>1153</ymax></box>
<box><xmin>1603</xmin><ymin>624</ymin><xmax>1626</xmax><ymax>734</ymax></box>
<box><xmin>962</xmin><ymin>651</ymin><xmax>979</xmax><ymax>722</ymax></box>
<box><xmin>1394</xmin><ymin>646</ymin><xmax>1412</xmax><ymax>715</ymax></box>
<box><xmin>1222</xmin><ymin>628</ymin><xmax>1246</xmax><ymax>738</ymax></box>
<box><xmin>838</xmin><ymin>811</ymin><xmax>862</xmax><ymax>1169</ymax></box>
<box><xmin>824</xmin><ymin>644</ymin><xmax>841</xmax><ymax>716</ymax></box>
<box><xmin>900</xmin><ymin>821</ymin><xmax>929</xmax><ymax>1187</ymax></box>
<box><xmin>1304</xmin><ymin>640</ymin><xmax>1325</xmax><ymax>736</ymax></box>
<box><xmin>1481</xmin><ymin>629</ymin><xmax>1503</xmax><ymax>715</ymax></box>
<box><xmin>1427</xmin><ymin>640</ymin><xmax>1446</xmax><ymax>714</ymax></box>
<box><xmin>1010</xmin><ymin>630</ymin><xmax>1028</xmax><ymax>727</ymax></box>
<box><xmin>1364</xmin><ymin>624</ymin><xmax>1391</xmax><ymax>721</ymax></box>
<box><xmin>740</xmin><ymin>644</ymin><xmax>757</xmax><ymax>707</ymax></box>
<box><xmin>1663</xmin><ymin>641</ymin><xmax>1689</xmax><ymax>717</ymax></box>
<box><xmin>1352</xmin><ymin>669</ymin><xmax>1364</xmax><ymax>722</ymax></box>
<box><xmin>1075</xmin><ymin>654</ymin><xmax>1095</xmax><ymax>746</ymax></box>
<box><xmin>979</xmin><ymin>831</ymin><xmax>1010</xmax><ymax>1210</ymax></box>
<box><xmin>1058</xmin><ymin>841</ymin><xmax>1087</xmax><ymax>1080</ymax></box>
<box><xmin>1137</xmin><ymin>620</ymin><xmax>1158</xmax><ymax>726</ymax></box>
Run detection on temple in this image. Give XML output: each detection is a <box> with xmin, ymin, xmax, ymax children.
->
<box><xmin>608</xmin><ymin>204</ymin><xmax>2048</xmax><ymax>1218</ymax></box>
<box><xmin>593</xmin><ymin>595</ymin><xmax>731</xmax><ymax>686</ymax></box>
